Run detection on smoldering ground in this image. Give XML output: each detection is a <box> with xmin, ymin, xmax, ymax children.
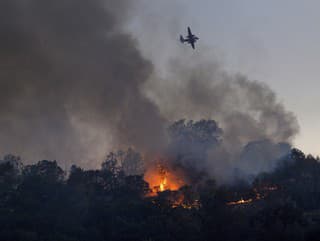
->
<box><xmin>0</xmin><ymin>0</ymin><xmax>299</xmax><ymax>182</ymax></box>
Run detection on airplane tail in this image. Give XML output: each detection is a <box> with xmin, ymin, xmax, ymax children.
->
<box><xmin>180</xmin><ymin>35</ymin><xmax>185</xmax><ymax>43</ymax></box>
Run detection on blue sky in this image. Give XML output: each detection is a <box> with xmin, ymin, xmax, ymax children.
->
<box><xmin>175</xmin><ymin>0</ymin><xmax>320</xmax><ymax>156</ymax></box>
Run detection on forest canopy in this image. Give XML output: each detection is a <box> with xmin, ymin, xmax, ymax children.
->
<box><xmin>0</xmin><ymin>120</ymin><xmax>319</xmax><ymax>241</ymax></box>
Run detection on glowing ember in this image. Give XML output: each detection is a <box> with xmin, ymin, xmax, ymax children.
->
<box><xmin>144</xmin><ymin>163</ymin><xmax>184</xmax><ymax>196</ymax></box>
<box><xmin>226</xmin><ymin>185</ymin><xmax>279</xmax><ymax>206</ymax></box>
<box><xmin>172</xmin><ymin>198</ymin><xmax>201</xmax><ymax>209</ymax></box>
<box><xmin>226</xmin><ymin>198</ymin><xmax>253</xmax><ymax>206</ymax></box>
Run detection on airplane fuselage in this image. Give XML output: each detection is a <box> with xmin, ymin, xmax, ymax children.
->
<box><xmin>187</xmin><ymin>35</ymin><xmax>198</xmax><ymax>43</ymax></box>
<box><xmin>180</xmin><ymin>27</ymin><xmax>199</xmax><ymax>49</ymax></box>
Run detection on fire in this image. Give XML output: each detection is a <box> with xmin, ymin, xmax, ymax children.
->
<box><xmin>226</xmin><ymin>198</ymin><xmax>253</xmax><ymax>206</ymax></box>
<box><xmin>226</xmin><ymin>185</ymin><xmax>279</xmax><ymax>206</ymax></box>
<box><xmin>144</xmin><ymin>163</ymin><xmax>185</xmax><ymax>196</ymax></box>
<box><xmin>159</xmin><ymin>176</ymin><xmax>167</xmax><ymax>192</ymax></box>
<box><xmin>144</xmin><ymin>163</ymin><xmax>201</xmax><ymax>209</ymax></box>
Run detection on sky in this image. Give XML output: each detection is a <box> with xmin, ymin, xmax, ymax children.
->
<box><xmin>171</xmin><ymin>0</ymin><xmax>320</xmax><ymax>156</ymax></box>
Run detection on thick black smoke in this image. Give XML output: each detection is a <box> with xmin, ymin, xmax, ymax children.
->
<box><xmin>0</xmin><ymin>0</ymin><xmax>167</xmax><ymax>166</ymax></box>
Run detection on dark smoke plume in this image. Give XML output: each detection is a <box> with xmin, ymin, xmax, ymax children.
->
<box><xmin>0</xmin><ymin>0</ymin><xmax>167</xmax><ymax>166</ymax></box>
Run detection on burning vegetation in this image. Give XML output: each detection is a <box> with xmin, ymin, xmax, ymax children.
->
<box><xmin>144</xmin><ymin>163</ymin><xmax>185</xmax><ymax>195</ymax></box>
<box><xmin>1</xmin><ymin>127</ymin><xmax>320</xmax><ymax>241</ymax></box>
<box><xmin>0</xmin><ymin>0</ymin><xmax>308</xmax><ymax>240</ymax></box>
<box><xmin>226</xmin><ymin>185</ymin><xmax>279</xmax><ymax>206</ymax></box>
<box><xmin>226</xmin><ymin>198</ymin><xmax>253</xmax><ymax>206</ymax></box>
<box><xmin>143</xmin><ymin>162</ymin><xmax>201</xmax><ymax>209</ymax></box>
<box><xmin>0</xmin><ymin>118</ymin><xmax>314</xmax><ymax>241</ymax></box>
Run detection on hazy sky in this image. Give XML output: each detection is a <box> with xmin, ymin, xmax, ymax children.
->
<box><xmin>172</xmin><ymin>0</ymin><xmax>319</xmax><ymax>156</ymax></box>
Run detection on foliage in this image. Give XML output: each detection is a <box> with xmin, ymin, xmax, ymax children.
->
<box><xmin>1</xmin><ymin>145</ymin><xmax>320</xmax><ymax>240</ymax></box>
<box><xmin>168</xmin><ymin>119</ymin><xmax>222</xmax><ymax>156</ymax></box>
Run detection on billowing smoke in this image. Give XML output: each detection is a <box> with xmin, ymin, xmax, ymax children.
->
<box><xmin>0</xmin><ymin>0</ymin><xmax>299</xmax><ymax>182</ymax></box>
<box><xmin>145</xmin><ymin>55</ymin><xmax>298</xmax><ymax>183</ymax></box>
<box><xmin>0</xmin><ymin>0</ymin><xmax>167</xmax><ymax>167</ymax></box>
<box><xmin>141</xmin><ymin>50</ymin><xmax>298</xmax><ymax>184</ymax></box>
<box><xmin>130</xmin><ymin>1</ymin><xmax>299</xmax><ymax>183</ymax></box>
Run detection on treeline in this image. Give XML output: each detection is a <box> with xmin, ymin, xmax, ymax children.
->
<box><xmin>1</xmin><ymin>149</ymin><xmax>320</xmax><ymax>241</ymax></box>
<box><xmin>0</xmin><ymin>120</ymin><xmax>319</xmax><ymax>241</ymax></box>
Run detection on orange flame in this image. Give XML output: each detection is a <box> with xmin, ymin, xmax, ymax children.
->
<box><xmin>226</xmin><ymin>185</ymin><xmax>279</xmax><ymax>206</ymax></box>
<box><xmin>144</xmin><ymin>163</ymin><xmax>184</xmax><ymax>196</ymax></box>
<box><xmin>226</xmin><ymin>198</ymin><xmax>253</xmax><ymax>206</ymax></box>
<box><xmin>143</xmin><ymin>162</ymin><xmax>201</xmax><ymax>209</ymax></box>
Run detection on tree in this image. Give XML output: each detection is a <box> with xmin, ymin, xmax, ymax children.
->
<box><xmin>168</xmin><ymin>119</ymin><xmax>222</xmax><ymax>160</ymax></box>
<box><xmin>23</xmin><ymin>160</ymin><xmax>65</xmax><ymax>183</ymax></box>
<box><xmin>121</xmin><ymin>148</ymin><xmax>144</xmax><ymax>176</ymax></box>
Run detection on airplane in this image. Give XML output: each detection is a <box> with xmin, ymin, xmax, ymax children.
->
<box><xmin>180</xmin><ymin>27</ymin><xmax>199</xmax><ymax>49</ymax></box>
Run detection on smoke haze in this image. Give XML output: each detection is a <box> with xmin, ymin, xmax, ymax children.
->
<box><xmin>0</xmin><ymin>0</ymin><xmax>299</xmax><ymax>181</ymax></box>
<box><xmin>0</xmin><ymin>0</ymin><xmax>167</xmax><ymax>167</ymax></box>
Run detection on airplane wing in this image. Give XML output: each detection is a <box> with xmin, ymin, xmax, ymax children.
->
<box><xmin>188</xmin><ymin>27</ymin><xmax>192</xmax><ymax>36</ymax></box>
<box><xmin>191</xmin><ymin>41</ymin><xmax>195</xmax><ymax>49</ymax></box>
